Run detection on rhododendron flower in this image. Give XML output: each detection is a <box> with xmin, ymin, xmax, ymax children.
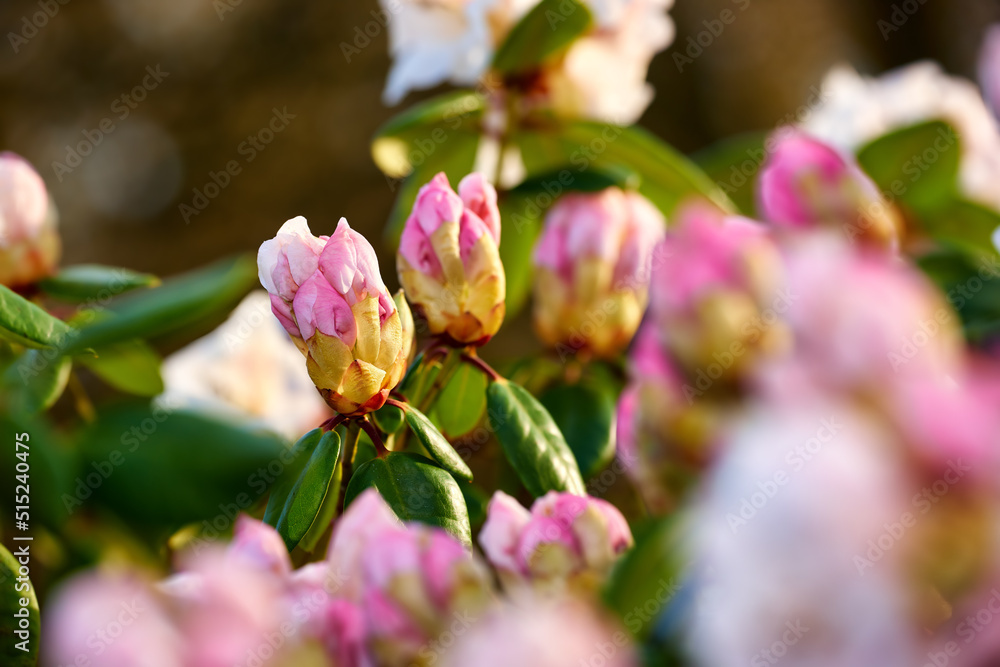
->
<box><xmin>258</xmin><ymin>217</ymin><xmax>413</xmax><ymax>416</ymax></box>
<box><xmin>757</xmin><ymin>130</ymin><xmax>900</xmax><ymax>249</ymax></box>
<box><xmin>801</xmin><ymin>62</ymin><xmax>1000</xmax><ymax>213</ymax></box>
<box><xmin>0</xmin><ymin>151</ymin><xmax>59</xmax><ymax>287</ymax></box>
<box><xmin>479</xmin><ymin>491</ymin><xmax>632</xmax><ymax>595</ymax></box>
<box><xmin>767</xmin><ymin>235</ymin><xmax>962</xmax><ymax>395</ymax></box>
<box><xmin>330</xmin><ymin>489</ymin><xmax>496</xmax><ymax>666</ymax></box>
<box><xmin>648</xmin><ymin>202</ymin><xmax>788</xmax><ymax>382</ymax></box>
<box><xmin>159</xmin><ymin>291</ymin><xmax>331</xmax><ymax>439</ymax></box>
<box><xmin>379</xmin><ymin>0</ymin><xmax>674</xmax><ymax>124</ymax></box>
<box><xmin>45</xmin><ymin>573</ymin><xmax>184</xmax><ymax>667</ymax></box>
<box><xmin>441</xmin><ymin>598</ymin><xmax>640</xmax><ymax>667</ymax></box>
<box><xmin>397</xmin><ymin>172</ymin><xmax>505</xmax><ymax>345</ymax></box>
<box><xmin>532</xmin><ymin>187</ymin><xmax>665</xmax><ymax>358</ymax></box>
<box><xmin>685</xmin><ymin>397</ymin><xmax>921</xmax><ymax>667</ymax></box>
<box><xmin>543</xmin><ymin>0</ymin><xmax>675</xmax><ymax>124</ymax></box>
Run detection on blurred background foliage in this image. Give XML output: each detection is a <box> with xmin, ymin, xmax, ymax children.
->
<box><xmin>1</xmin><ymin>0</ymin><xmax>997</xmax><ymax>355</ymax></box>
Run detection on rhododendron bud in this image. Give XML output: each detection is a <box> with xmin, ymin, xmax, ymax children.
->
<box><xmin>532</xmin><ymin>188</ymin><xmax>665</xmax><ymax>358</ymax></box>
<box><xmin>758</xmin><ymin>130</ymin><xmax>900</xmax><ymax>248</ymax></box>
<box><xmin>258</xmin><ymin>217</ymin><xmax>412</xmax><ymax>415</ymax></box>
<box><xmin>0</xmin><ymin>152</ymin><xmax>59</xmax><ymax>287</ymax></box>
<box><xmin>330</xmin><ymin>490</ymin><xmax>495</xmax><ymax>666</ymax></box>
<box><xmin>649</xmin><ymin>202</ymin><xmax>788</xmax><ymax>382</ymax></box>
<box><xmin>479</xmin><ymin>491</ymin><xmax>632</xmax><ymax>595</ymax></box>
<box><xmin>398</xmin><ymin>172</ymin><xmax>505</xmax><ymax>345</ymax></box>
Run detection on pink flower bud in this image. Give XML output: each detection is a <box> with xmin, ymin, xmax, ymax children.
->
<box><xmin>329</xmin><ymin>489</ymin><xmax>495</xmax><ymax>666</ymax></box>
<box><xmin>228</xmin><ymin>515</ymin><xmax>292</xmax><ymax>577</ymax></box>
<box><xmin>398</xmin><ymin>172</ymin><xmax>506</xmax><ymax>345</ymax></box>
<box><xmin>479</xmin><ymin>491</ymin><xmax>633</xmax><ymax>595</ymax></box>
<box><xmin>532</xmin><ymin>188</ymin><xmax>665</xmax><ymax>358</ymax></box>
<box><xmin>758</xmin><ymin>129</ymin><xmax>899</xmax><ymax>248</ymax></box>
<box><xmin>0</xmin><ymin>152</ymin><xmax>59</xmax><ymax>286</ymax></box>
<box><xmin>258</xmin><ymin>218</ymin><xmax>413</xmax><ymax>416</ymax></box>
<box><xmin>649</xmin><ymin>202</ymin><xmax>787</xmax><ymax>382</ymax></box>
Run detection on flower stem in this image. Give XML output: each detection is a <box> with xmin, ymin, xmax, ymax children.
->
<box><xmin>460</xmin><ymin>352</ymin><xmax>503</xmax><ymax>382</ymax></box>
<box><xmin>360</xmin><ymin>417</ymin><xmax>388</xmax><ymax>459</ymax></box>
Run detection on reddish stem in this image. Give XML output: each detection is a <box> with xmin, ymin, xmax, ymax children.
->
<box><xmin>460</xmin><ymin>353</ymin><xmax>503</xmax><ymax>382</ymax></box>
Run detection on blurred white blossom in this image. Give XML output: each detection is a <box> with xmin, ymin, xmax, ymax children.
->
<box><xmin>158</xmin><ymin>290</ymin><xmax>330</xmax><ymax>440</ymax></box>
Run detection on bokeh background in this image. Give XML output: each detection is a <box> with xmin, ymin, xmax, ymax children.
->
<box><xmin>2</xmin><ymin>0</ymin><xmax>997</xmax><ymax>347</ymax></box>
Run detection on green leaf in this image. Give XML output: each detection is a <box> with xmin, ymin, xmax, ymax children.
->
<box><xmin>856</xmin><ymin>120</ymin><xmax>961</xmax><ymax>214</ymax></box>
<box><xmin>345</xmin><ymin>452</ymin><xmax>472</xmax><ymax>547</ymax></box>
<box><xmin>515</xmin><ymin>122</ymin><xmax>736</xmax><ymax>218</ymax></box>
<box><xmin>3</xmin><ymin>349</ymin><xmax>71</xmax><ymax>413</ymax></box>
<box><xmin>265</xmin><ymin>429</ymin><xmax>342</xmax><ymax>551</ymax></box>
<box><xmin>498</xmin><ymin>192</ymin><xmax>545</xmax><ymax>315</ymax></box>
<box><xmin>604</xmin><ymin>516</ymin><xmax>685</xmax><ymax>640</ymax></box>
<box><xmin>372</xmin><ymin>403</ymin><xmax>406</xmax><ymax>435</ymax></box>
<box><xmin>0</xmin><ymin>543</ymin><xmax>40</xmax><ymax>665</ymax></box>
<box><xmin>372</xmin><ymin>91</ymin><xmax>485</xmax><ymax>179</ymax></box>
<box><xmin>403</xmin><ymin>404</ymin><xmax>473</xmax><ymax>481</ymax></box>
<box><xmin>919</xmin><ymin>199</ymin><xmax>1000</xmax><ymax>260</ymax></box>
<box><xmin>509</xmin><ymin>166</ymin><xmax>638</xmax><ymax>197</ymax></box>
<box><xmin>0</xmin><ymin>284</ymin><xmax>72</xmax><ymax>348</ymax></box>
<box><xmin>264</xmin><ymin>429</ymin><xmax>326</xmax><ymax>525</ymax></box>
<box><xmin>919</xmin><ymin>251</ymin><xmax>1000</xmax><ymax>342</ymax></box>
<box><xmin>540</xmin><ymin>380</ymin><xmax>616</xmax><ymax>479</ymax></box>
<box><xmin>77</xmin><ymin>404</ymin><xmax>287</xmax><ymax>530</ymax></box>
<box><xmin>486</xmin><ymin>379</ymin><xmax>586</xmax><ymax>497</ymax></box>
<box><xmin>432</xmin><ymin>363</ymin><xmax>488</xmax><ymax>438</ymax></box>
<box><xmin>691</xmin><ymin>131</ymin><xmax>769</xmax><ymax>217</ymax></box>
<box><xmin>493</xmin><ymin>0</ymin><xmax>593</xmax><ymax>76</ymax></box>
<box><xmin>77</xmin><ymin>340</ymin><xmax>163</xmax><ymax>396</ymax></box>
<box><xmin>38</xmin><ymin>264</ymin><xmax>159</xmax><ymax>302</ymax></box>
<box><xmin>61</xmin><ymin>255</ymin><xmax>257</xmax><ymax>354</ymax></box>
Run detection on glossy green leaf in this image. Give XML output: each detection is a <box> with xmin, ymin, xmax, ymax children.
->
<box><xmin>77</xmin><ymin>404</ymin><xmax>287</xmax><ymax>529</ymax></box>
<box><xmin>857</xmin><ymin>120</ymin><xmax>961</xmax><ymax>214</ymax></box>
<box><xmin>509</xmin><ymin>166</ymin><xmax>637</xmax><ymax>197</ymax></box>
<box><xmin>38</xmin><ymin>264</ymin><xmax>159</xmax><ymax>302</ymax></box>
<box><xmin>372</xmin><ymin>403</ymin><xmax>406</xmax><ymax>435</ymax></box>
<box><xmin>540</xmin><ymin>380</ymin><xmax>616</xmax><ymax>478</ymax></box>
<box><xmin>2</xmin><ymin>349</ymin><xmax>71</xmax><ymax>414</ymax></box>
<box><xmin>499</xmin><ymin>192</ymin><xmax>545</xmax><ymax>315</ymax></box>
<box><xmin>403</xmin><ymin>404</ymin><xmax>473</xmax><ymax>481</ymax></box>
<box><xmin>0</xmin><ymin>543</ymin><xmax>40</xmax><ymax>665</ymax></box>
<box><xmin>0</xmin><ymin>285</ymin><xmax>72</xmax><ymax>349</ymax></box>
<box><xmin>372</xmin><ymin>91</ymin><xmax>484</xmax><ymax>179</ymax></box>
<box><xmin>604</xmin><ymin>516</ymin><xmax>685</xmax><ymax>640</ymax></box>
<box><xmin>487</xmin><ymin>379</ymin><xmax>586</xmax><ymax>497</ymax></box>
<box><xmin>432</xmin><ymin>363</ymin><xmax>488</xmax><ymax>438</ymax></box>
<box><xmin>77</xmin><ymin>340</ymin><xmax>163</xmax><ymax>396</ymax></box>
<box><xmin>263</xmin><ymin>429</ymin><xmax>326</xmax><ymax>526</ymax></box>
<box><xmin>493</xmin><ymin>0</ymin><xmax>593</xmax><ymax>75</ymax></box>
<box><xmin>919</xmin><ymin>199</ymin><xmax>1000</xmax><ymax>260</ymax></box>
<box><xmin>691</xmin><ymin>131</ymin><xmax>769</xmax><ymax>217</ymax></box>
<box><xmin>265</xmin><ymin>429</ymin><xmax>342</xmax><ymax>551</ymax></box>
<box><xmin>61</xmin><ymin>255</ymin><xmax>257</xmax><ymax>354</ymax></box>
<box><xmin>345</xmin><ymin>452</ymin><xmax>471</xmax><ymax>547</ymax></box>
<box><xmin>515</xmin><ymin>122</ymin><xmax>735</xmax><ymax>218</ymax></box>
<box><xmin>919</xmin><ymin>251</ymin><xmax>1000</xmax><ymax>342</ymax></box>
